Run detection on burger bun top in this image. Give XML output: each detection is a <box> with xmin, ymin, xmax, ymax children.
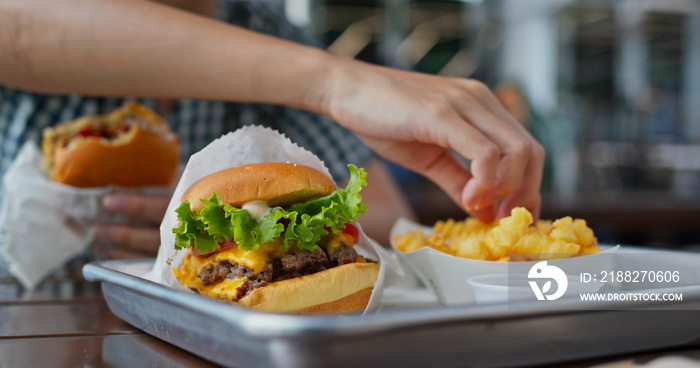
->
<box><xmin>182</xmin><ymin>162</ymin><xmax>336</xmax><ymax>211</ymax></box>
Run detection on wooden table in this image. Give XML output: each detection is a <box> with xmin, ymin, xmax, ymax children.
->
<box><xmin>3</xmin><ymin>262</ymin><xmax>700</xmax><ymax>368</ymax></box>
<box><xmin>0</xmin><ymin>262</ymin><xmax>216</xmax><ymax>368</ymax></box>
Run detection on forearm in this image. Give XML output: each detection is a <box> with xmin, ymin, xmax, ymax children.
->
<box><xmin>0</xmin><ymin>0</ymin><xmax>333</xmax><ymax>113</ymax></box>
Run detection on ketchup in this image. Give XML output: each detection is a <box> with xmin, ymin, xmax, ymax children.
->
<box><xmin>77</xmin><ymin>127</ymin><xmax>102</xmax><ymax>138</ymax></box>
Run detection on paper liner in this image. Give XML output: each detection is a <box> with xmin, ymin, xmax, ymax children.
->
<box><xmin>145</xmin><ymin>126</ymin><xmax>387</xmax><ymax>314</ymax></box>
<box><xmin>0</xmin><ymin>142</ymin><xmax>172</xmax><ymax>290</ymax></box>
<box><xmin>390</xmin><ymin>217</ymin><xmax>619</xmax><ymax>305</ymax></box>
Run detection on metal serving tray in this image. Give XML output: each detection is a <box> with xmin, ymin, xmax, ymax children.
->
<box><xmin>84</xmin><ymin>253</ymin><xmax>700</xmax><ymax>368</ymax></box>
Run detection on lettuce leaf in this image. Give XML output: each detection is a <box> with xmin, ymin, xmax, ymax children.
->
<box><xmin>172</xmin><ymin>164</ymin><xmax>367</xmax><ymax>253</ymax></box>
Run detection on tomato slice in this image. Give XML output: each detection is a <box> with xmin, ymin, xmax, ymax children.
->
<box><xmin>342</xmin><ymin>223</ymin><xmax>359</xmax><ymax>242</ymax></box>
<box><xmin>78</xmin><ymin>127</ymin><xmax>91</xmax><ymax>137</ymax></box>
<box><xmin>78</xmin><ymin>127</ymin><xmax>103</xmax><ymax>138</ymax></box>
<box><xmin>191</xmin><ymin>240</ymin><xmax>237</xmax><ymax>257</ymax></box>
<box><xmin>323</xmin><ymin>223</ymin><xmax>359</xmax><ymax>243</ymax></box>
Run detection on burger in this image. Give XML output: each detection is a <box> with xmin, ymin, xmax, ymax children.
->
<box><xmin>41</xmin><ymin>102</ymin><xmax>179</xmax><ymax>187</ymax></box>
<box><xmin>172</xmin><ymin>162</ymin><xmax>380</xmax><ymax>314</ymax></box>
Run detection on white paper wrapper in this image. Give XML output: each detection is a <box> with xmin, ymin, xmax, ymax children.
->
<box><xmin>0</xmin><ymin>142</ymin><xmax>172</xmax><ymax>290</ymax></box>
<box><xmin>145</xmin><ymin>126</ymin><xmax>387</xmax><ymax>313</ymax></box>
<box><xmin>390</xmin><ymin>217</ymin><xmax>619</xmax><ymax>305</ymax></box>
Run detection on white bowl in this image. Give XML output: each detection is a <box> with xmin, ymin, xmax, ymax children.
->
<box><xmin>391</xmin><ymin>218</ymin><xmax>618</xmax><ymax>305</ymax></box>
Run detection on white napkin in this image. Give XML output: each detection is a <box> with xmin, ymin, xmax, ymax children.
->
<box><xmin>146</xmin><ymin>126</ymin><xmax>389</xmax><ymax>313</ymax></box>
<box><xmin>0</xmin><ymin>142</ymin><xmax>172</xmax><ymax>290</ymax></box>
<box><xmin>0</xmin><ymin>142</ymin><xmax>103</xmax><ymax>289</ymax></box>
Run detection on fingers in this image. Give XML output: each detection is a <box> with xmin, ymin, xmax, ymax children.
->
<box><xmin>357</xmin><ymin>135</ymin><xmax>498</xmax><ymax>223</ymax></box>
<box><xmin>440</xmin><ymin>111</ymin><xmax>510</xmax><ymax>211</ymax></box>
<box><xmin>450</xmin><ymin>83</ymin><xmax>528</xmax><ymax>197</ymax></box>
<box><xmin>94</xmin><ymin>224</ymin><xmax>160</xmax><ymax>258</ymax></box>
<box><xmin>450</xmin><ymin>80</ymin><xmax>544</xmax><ymax>218</ymax></box>
<box><xmin>466</xmin><ymin>80</ymin><xmax>545</xmax><ymax>219</ymax></box>
<box><xmin>102</xmin><ymin>194</ymin><xmax>170</xmax><ymax>224</ymax></box>
<box><xmin>407</xmin><ymin>104</ymin><xmax>502</xmax><ymax>209</ymax></box>
<box><xmin>357</xmin><ymin>137</ymin><xmax>468</xmax><ymax>203</ymax></box>
<box><xmin>93</xmin><ymin>245</ymin><xmax>151</xmax><ymax>260</ymax></box>
<box><xmin>434</xmin><ymin>103</ymin><xmax>532</xmax><ymax>217</ymax></box>
<box><xmin>95</xmin><ymin>194</ymin><xmax>168</xmax><ymax>259</ymax></box>
<box><xmin>441</xmin><ymin>119</ymin><xmax>500</xmax><ymax>209</ymax></box>
<box><xmin>497</xmin><ymin>143</ymin><xmax>545</xmax><ymax>221</ymax></box>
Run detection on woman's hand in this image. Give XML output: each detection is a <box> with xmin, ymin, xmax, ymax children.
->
<box><xmin>321</xmin><ymin>58</ymin><xmax>545</xmax><ymax>223</ymax></box>
<box><xmin>93</xmin><ymin>194</ymin><xmax>169</xmax><ymax>259</ymax></box>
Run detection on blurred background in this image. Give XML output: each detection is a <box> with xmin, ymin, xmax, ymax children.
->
<box><xmin>282</xmin><ymin>0</ymin><xmax>700</xmax><ymax>249</ymax></box>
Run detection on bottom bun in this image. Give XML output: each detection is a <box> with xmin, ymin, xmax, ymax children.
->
<box><xmin>237</xmin><ymin>262</ymin><xmax>380</xmax><ymax>314</ymax></box>
<box><xmin>294</xmin><ymin>287</ymin><xmax>374</xmax><ymax>314</ymax></box>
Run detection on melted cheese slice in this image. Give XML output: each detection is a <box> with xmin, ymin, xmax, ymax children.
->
<box><xmin>208</xmin><ymin>246</ymin><xmax>270</xmax><ymax>274</ymax></box>
<box><xmin>174</xmin><ymin>254</ymin><xmax>246</xmax><ymax>301</ymax></box>
<box><xmin>174</xmin><ymin>239</ymin><xmax>285</xmax><ymax>300</ymax></box>
<box><xmin>205</xmin><ymin>278</ymin><xmax>245</xmax><ymax>301</ymax></box>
